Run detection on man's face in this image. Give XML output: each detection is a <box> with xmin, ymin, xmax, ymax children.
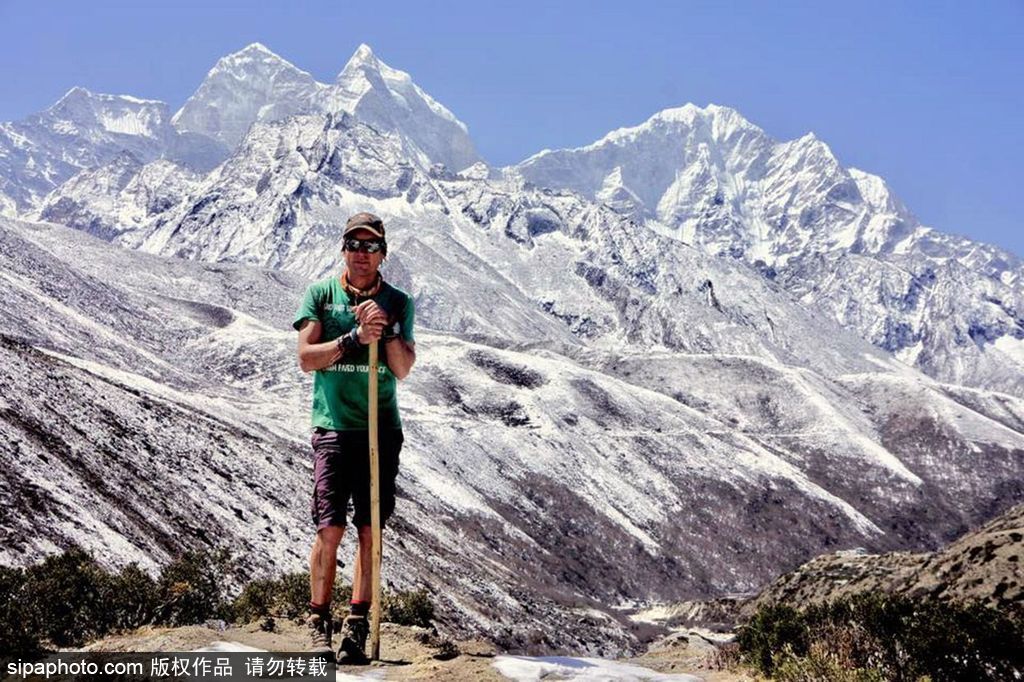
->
<box><xmin>342</xmin><ymin>228</ymin><xmax>385</xmax><ymax>279</ymax></box>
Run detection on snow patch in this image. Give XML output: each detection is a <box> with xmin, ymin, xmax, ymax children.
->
<box><xmin>493</xmin><ymin>655</ymin><xmax>700</xmax><ymax>681</ymax></box>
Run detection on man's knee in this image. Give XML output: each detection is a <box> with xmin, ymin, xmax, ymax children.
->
<box><xmin>316</xmin><ymin>525</ymin><xmax>344</xmax><ymax>549</ymax></box>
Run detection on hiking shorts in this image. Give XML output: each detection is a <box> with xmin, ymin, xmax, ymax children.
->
<box><xmin>309</xmin><ymin>428</ymin><xmax>403</xmax><ymax>530</ymax></box>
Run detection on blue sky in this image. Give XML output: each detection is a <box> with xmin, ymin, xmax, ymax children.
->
<box><xmin>1</xmin><ymin>1</ymin><xmax>1021</xmax><ymax>256</ymax></box>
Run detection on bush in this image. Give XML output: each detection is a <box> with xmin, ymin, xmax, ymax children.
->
<box><xmin>736</xmin><ymin>603</ymin><xmax>809</xmax><ymax>676</ymax></box>
<box><xmin>232</xmin><ymin>578</ymin><xmax>278</xmax><ymax>624</ymax></box>
<box><xmin>22</xmin><ymin>548</ymin><xmax>114</xmax><ymax>648</ymax></box>
<box><xmin>3</xmin><ymin>547</ymin><xmax>439</xmax><ymax>653</ymax></box>
<box><xmin>5</xmin><ymin>550</ymin><xmax>167</xmax><ymax>650</ymax></box>
<box><xmin>383</xmin><ymin>588</ymin><xmax>435</xmax><ymax>628</ymax></box>
<box><xmin>229</xmin><ymin>572</ymin><xmax>436</xmax><ymax>629</ymax></box>
<box><xmin>107</xmin><ymin>563</ymin><xmax>159</xmax><ymax>631</ymax></box>
<box><xmin>738</xmin><ymin>592</ymin><xmax>1024</xmax><ymax>681</ymax></box>
<box><xmin>270</xmin><ymin>569</ymin><xmax>350</xmax><ymax>622</ymax></box>
<box><xmin>774</xmin><ymin>641</ymin><xmax>885</xmax><ymax>682</ymax></box>
<box><xmin>155</xmin><ymin>549</ymin><xmax>233</xmax><ymax>626</ymax></box>
<box><xmin>0</xmin><ymin>565</ymin><xmax>40</xmax><ymax>654</ymax></box>
<box><xmin>231</xmin><ymin>571</ymin><xmax>352</xmax><ymax>623</ymax></box>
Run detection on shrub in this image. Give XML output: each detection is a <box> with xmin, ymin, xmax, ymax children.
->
<box><xmin>0</xmin><ymin>565</ymin><xmax>40</xmax><ymax>654</ymax></box>
<box><xmin>230</xmin><ymin>571</ymin><xmax>352</xmax><ymax>623</ymax></box>
<box><xmin>155</xmin><ymin>549</ymin><xmax>233</xmax><ymax>626</ymax></box>
<box><xmin>6</xmin><ymin>551</ymin><xmax>162</xmax><ymax>651</ymax></box>
<box><xmin>738</xmin><ymin>592</ymin><xmax>1024</xmax><ymax>681</ymax></box>
<box><xmin>383</xmin><ymin>588</ymin><xmax>435</xmax><ymax>628</ymax></box>
<box><xmin>230</xmin><ymin>573</ymin><xmax>435</xmax><ymax>629</ymax></box>
<box><xmin>774</xmin><ymin>641</ymin><xmax>885</xmax><ymax>682</ymax></box>
<box><xmin>232</xmin><ymin>578</ymin><xmax>278</xmax><ymax>624</ymax></box>
<box><xmin>736</xmin><ymin>603</ymin><xmax>808</xmax><ymax>676</ymax></box>
<box><xmin>22</xmin><ymin>548</ymin><xmax>114</xmax><ymax>648</ymax></box>
<box><xmin>106</xmin><ymin>563</ymin><xmax>159</xmax><ymax>631</ymax></box>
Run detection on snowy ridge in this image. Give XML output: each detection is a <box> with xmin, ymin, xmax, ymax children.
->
<box><xmin>514</xmin><ymin>103</ymin><xmax>1024</xmax><ymax>394</ymax></box>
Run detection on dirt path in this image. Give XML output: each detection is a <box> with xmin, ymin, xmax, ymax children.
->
<box><xmin>80</xmin><ymin>618</ymin><xmax>753</xmax><ymax>680</ymax></box>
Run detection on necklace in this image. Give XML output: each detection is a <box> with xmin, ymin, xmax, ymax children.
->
<box><xmin>341</xmin><ymin>271</ymin><xmax>382</xmax><ymax>300</ymax></box>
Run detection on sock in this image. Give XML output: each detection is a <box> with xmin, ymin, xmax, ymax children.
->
<box><xmin>349</xmin><ymin>600</ymin><xmax>370</xmax><ymax>618</ymax></box>
<box><xmin>308</xmin><ymin>600</ymin><xmax>331</xmax><ymax>617</ymax></box>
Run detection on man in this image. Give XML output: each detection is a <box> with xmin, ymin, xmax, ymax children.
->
<box><xmin>292</xmin><ymin>212</ymin><xmax>416</xmax><ymax>663</ymax></box>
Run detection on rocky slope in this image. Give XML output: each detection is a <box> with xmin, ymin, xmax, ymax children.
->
<box><xmin>3</xmin><ymin>215</ymin><xmax>1023</xmax><ymax>654</ymax></box>
<box><xmin>744</xmin><ymin>502</ymin><xmax>1024</xmax><ymax>617</ymax></box>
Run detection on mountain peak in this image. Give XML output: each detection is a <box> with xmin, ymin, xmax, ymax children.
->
<box><xmin>323</xmin><ymin>45</ymin><xmax>480</xmax><ymax>171</ymax></box>
<box><xmin>349</xmin><ymin>43</ymin><xmax>378</xmax><ymax>67</ymax></box>
<box><xmin>45</xmin><ymin>87</ymin><xmax>169</xmax><ymax>127</ymax></box>
<box><xmin>211</xmin><ymin>42</ymin><xmax>302</xmax><ymax>75</ymax></box>
<box><xmin>172</xmin><ymin>43</ymin><xmax>320</xmax><ymax>149</ymax></box>
<box><xmin>239</xmin><ymin>42</ymin><xmax>276</xmax><ymax>56</ymax></box>
<box><xmin>335</xmin><ymin>43</ymin><xmax>385</xmax><ymax>82</ymax></box>
<box><xmin>57</xmin><ymin>86</ymin><xmax>92</xmax><ymax>102</ymax></box>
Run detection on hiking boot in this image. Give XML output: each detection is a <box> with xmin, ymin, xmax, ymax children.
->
<box><xmin>305</xmin><ymin>612</ymin><xmax>334</xmax><ymax>661</ymax></box>
<box><xmin>336</xmin><ymin>615</ymin><xmax>369</xmax><ymax>664</ymax></box>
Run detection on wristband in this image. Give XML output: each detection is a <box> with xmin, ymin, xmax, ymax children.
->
<box><xmin>340</xmin><ymin>327</ymin><xmax>363</xmax><ymax>354</ymax></box>
<box><xmin>382</xmin><ymin>321</ymin><xmax>401</xmax><ymax>341</ymax></box>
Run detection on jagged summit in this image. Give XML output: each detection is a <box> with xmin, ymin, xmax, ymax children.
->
<box><xmin>53</xmin><ymin>85</ymin><xmax>92</xmax><ymax>103</ymax></box>
<box><xmin>237</xmin><ymin>41</ymin><xmax>279</xmax><ymax>56</ymax></box>
<box><xmin>522</xmin><ymin>103</ymin><xmax>763</xmax><ymax>166</ymax></box>
<box><xmin>331</xmin><ymin>42</ymin><xmax>467</xmax><ymax>133</ymax></box>
<box><xmin>317</xmin><ymin>43</ymin><xmax>481</xmax><ymax>171</ymax></box>
<box><xmin>337</xmin><ymin>42</ymin><xmax>380</xmax><ymax>76</ymax></box>
<box><xmin>170</xmin><ymin>42</ymin><xmax>322</xmax><ymax>150</ymax></box>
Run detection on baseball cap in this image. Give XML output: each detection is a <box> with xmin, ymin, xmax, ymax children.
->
<box><xmin>344</xmin><ymin>212</ymin><xmax>385</xmax><ymax>239</ymax></box>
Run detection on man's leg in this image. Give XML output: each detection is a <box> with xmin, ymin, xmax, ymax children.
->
<box><xmin>307</xmin><ymin>525</ymin><xmax>344</xmax><ymax>658</ymax></box>
<box><xmin>351</xmin><ymin>525</ymin><xmax>373</xmax><ymax>603</ymax></box>
<box><xmin>339</xmin><ymin>430</ymin><xmax>400</xmax><ymax>662</ymax></box>
<box><xmin>309</xmin><ymin>525</ymin><xmax>345</xmax><ymax>607</ymax></box>
<box><xmin>336</xmin><ymin>525</ymin><xmax>373</xmax><ymax>663</ymax></box>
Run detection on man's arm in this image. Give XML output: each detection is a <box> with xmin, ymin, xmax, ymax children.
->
<box><xmin>384</xmin><ymin>338</ymin><xmax>416</xmax><ymax>380</ymax></box>
<box><xmin>297</xmin><ymin>317</ymin><xmax>388</xmax><ymax>373</ymax></box>
<box><xmin>297</xmin><ymin>319</ymin><xmax>342</xmax><ymax>373</ymax></box>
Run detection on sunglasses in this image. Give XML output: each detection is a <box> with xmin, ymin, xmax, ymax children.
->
<box><xmin>343</xmin><ymin>238</ymin><xmax>385</xmax><ymax>254</ymax></box>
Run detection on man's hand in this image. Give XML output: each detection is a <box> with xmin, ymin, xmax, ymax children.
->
<box><xmin>354</xmin><ymin>300</ymin><xmax>388</xmax><ymax>344</ymax></box>
<box><xmin>354</xmin><ymin>300</ymin><xmax>388</xmax><ymax>325</ymax></box>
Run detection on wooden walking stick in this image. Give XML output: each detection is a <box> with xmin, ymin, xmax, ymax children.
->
<box><xmin>367</xmin><ymin>339</ymin><xmax>383</xmax><ymax>661</ymax></box>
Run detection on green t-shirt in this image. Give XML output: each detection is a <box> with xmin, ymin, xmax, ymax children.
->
<box><xmin>292</xmin><ymin>276</ymin><xmax>415</xmax><ymax>431</ymax></box>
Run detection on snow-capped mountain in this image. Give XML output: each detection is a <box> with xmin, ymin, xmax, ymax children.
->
<box><xmin>0</xmin><ymin>86</ymin><xmax>221</xmax><ymax>215</ymax></box>
<box><xmin>4</xmin><ymin>43</ymin><xmax>479</xmax><ymax>222</ymax></box>
<box><xmin>513</xmin><ymin>104</ymin><xmax>1024</xmax><ymax>394</ymax></box>
<box><xmin>0</xmin><ymin>88</ymin><xmax>170</xmax><ymax>211</ymax></box>
<box><xmin>172</xmin><ymin>42</ymin><xmax>481</xmax><ymax>174</ymax></box>
<box><xmin>33</xmin><ymin>154</ymin><xmax>198</xmax><ymax>241</ymax></box>
<box><xmin>73</xmin><ymin>108</ymin><xmax>891</xmax><ymax>379</ymax></box>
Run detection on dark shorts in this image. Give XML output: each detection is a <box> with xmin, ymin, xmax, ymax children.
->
<box><xmin>310</xmin><ymin>428</ymin><xmax>403</xmax><ymax>530</ymax></box>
